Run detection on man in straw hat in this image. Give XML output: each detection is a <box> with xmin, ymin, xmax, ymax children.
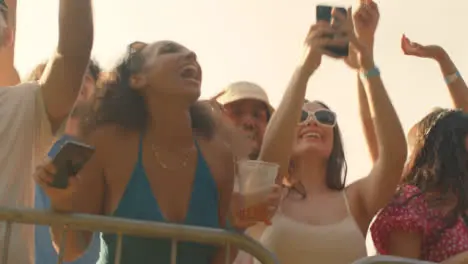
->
<box><xmin>214</xmin><ymin>81</ymin><xmax>274</xmax><ymax>160</ymax></box>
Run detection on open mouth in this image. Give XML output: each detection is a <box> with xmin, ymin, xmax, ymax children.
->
<box><xmin>300</xmin><ymin>132</ymin><xmax>321</xmax><ymax>139</ymax></box>
<box><xmin>180</xmin><ymin>65</ymin><xmax>200</xmax><ymax>82</ymax></box>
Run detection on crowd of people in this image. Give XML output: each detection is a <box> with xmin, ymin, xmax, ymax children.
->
<box><xmin>0</xmin><ymin>0</ymin><xmax>467</xmax><ymax>264</ymax></box>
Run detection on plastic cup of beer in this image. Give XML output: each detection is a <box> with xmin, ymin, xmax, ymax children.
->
<box><xmin>235</xmin><ymin>160</ymin><xmax>279</xmax><ymax>223</ymax></box>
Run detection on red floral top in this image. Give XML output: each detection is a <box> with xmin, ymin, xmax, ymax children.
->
<box><xmin>371</xmin><ymin>185</ymin><xmax>468</xmax><ymax>262</ymax></box>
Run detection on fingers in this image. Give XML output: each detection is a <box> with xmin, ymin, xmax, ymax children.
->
<box><xmin>307</xmin><ymin>23</ymin><xmax>335</xmax><ymax>40</ymax></box>
<box><xmin>367</xmin><ymin>0</ymin><xmax>379</xmax><ymax>14</ymax></box>
<box><xmin>331</xmin><ymin>8</ymin><xmax>347</xmax><ymax>22</ymax></box>
<box><xmin>34</xmin><ymin>160</ymin><xmax>57</xmax><ymax>187</ymax></box>
<box><xmin>354</xmin><ymin>0</ymin><xmax>379</xmax><ymax>23</ymax></box>
<box><xmin>401</xmin><ymin>34</ymin><xmax>424</xmax><ymax>55</ymax></box>
<box><xmin>356</xmin><ymin>7</ymin><xmax>372</xmax><ymax>22</ymax></box>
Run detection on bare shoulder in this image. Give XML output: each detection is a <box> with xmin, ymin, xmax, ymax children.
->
<box><xmin>84</xmin><ymin>125</ymin><xmax>130</xmax><ymax>144</ymax></box>
<box><xmin>196</xmin><ymin>135</ymin><xmax>234</xmax><ymax>183</ymax></box>
<box><xmin>83</xmin><ymin>125</ymin><xmax>138</xmax><ymax>160</ymax></box>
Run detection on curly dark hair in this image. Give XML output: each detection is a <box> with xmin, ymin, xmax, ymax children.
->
<box><xmin>400</xmin><ymin>108</ymin><xmax>468</xmax><ymax>228</ymax></box>
<box><xmin>81</xmin><ymin>42</ymin><xmax>215</xmax><ymax>139</ymax></box>
<box><xmin>288</xmin><ymin>100</ymin><xmax>348</xmax><ymax>197</ymax></box>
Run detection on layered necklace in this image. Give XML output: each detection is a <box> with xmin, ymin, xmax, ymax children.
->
<box><xmin>151</xmin><ymin>143</ymin><xmax>195</xmax><ymax>170</ymax></box>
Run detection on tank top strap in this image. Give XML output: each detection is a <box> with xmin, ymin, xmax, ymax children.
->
<box><xmin>342</xmin><ymin>190</ymin><xmax>352</xmax><ymax>216</ymax></box>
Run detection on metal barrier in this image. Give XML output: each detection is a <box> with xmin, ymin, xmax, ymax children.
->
<box><xmin>0</xmin><ymin>207</ymin><xmax>278</xmax><ymax>264</ymax></box>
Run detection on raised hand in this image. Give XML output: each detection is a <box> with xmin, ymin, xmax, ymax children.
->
<box><xmin>230</xmin><ymin>184</ymin><xmax>282</xmax><ymax>229</ymax></box>
<box><xmin>334</xmin><ymin>8</ymin><xmax>374</xmax><ymax>70</ymax></box>
<box><xmin>353</xmin><ymin>0</ymin><xmax>379</xmax><ymax>42</ymax></box>
<box><xmin>346</xmin><ymin>0</ymin><xmax>379</xmax><ymax>70</ymax></box>
<box><xmin>300</xmin><ymin>21</ymin><xmax>347</xmax><ymax>75</ymax></box>
<box><xmin>401</xmin><ymin>34</ymin><xmax>445</xmax><ymax>59</ymax></box>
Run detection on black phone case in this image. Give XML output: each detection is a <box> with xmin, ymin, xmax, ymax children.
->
<box><xmin>50</xmin><ymin>142</ymin><xmax>95</xmax><ymax>189</ymax></box>
<box><xmin>316</xmin><ymin>5</ymin><xmax>349</xmax><ymax>57</ymax></box>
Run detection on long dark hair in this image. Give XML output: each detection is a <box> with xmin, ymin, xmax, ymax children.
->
<box><xmin>288</xmin><ymin>100</ymin><xmax>348</xmax><ymax>197</ymax></box>
<box><xmin>81</xmin><ymin>42</ymin><xmax>215</xmax><ymax>139</ymax></box>
<box><xmin>399</xmin><ymin>108</ymin><xmax>468</xmax><ymax>228</ymax></box>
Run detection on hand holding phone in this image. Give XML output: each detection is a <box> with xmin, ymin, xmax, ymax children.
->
<box><xmin>316</xmin><ymin>5</ymin><xmax>349</xmax><ymax>57</ymax></box>
<box><xmin>47</xmin><ymin>135</ymin><xmax>95</xmax><ymax>189</ymax></box>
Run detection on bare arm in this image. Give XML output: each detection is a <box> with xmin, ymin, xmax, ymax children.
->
<box><xmin>387</xmin><ymin>231</ymin><xmax>422</xmax><ymax>259</ymax></box>
<box><xmin>258</xmin><ymin>68</ymin><xmax>310</xmax><ymax>177</ymax></box>
<box><xmin>435</xmin><ymin>51</ymin><xmax>468</xmax><ymax>112</ymax></box>
<box><xmin>353</xmin><ymin>54</ymin><xmax>407</xmax><ymax>221</ymax></box>
<box><xmin>357</xmin><ymin>74</ymin><xmax>378</xmax><ymax>163</ymax></box>
<box><xmin>50</xmin><ymin>130</ymin><xmax>106</xmax><ymax>262</ymax></box>
<box><xmin>0</xmin><ymin>0</ymin><xmax>19</xmax><ymax>86</ymax></box>
<box><xmin>39</xmin><ymin>0</ymin><xmax>94</xmax><ymax>133</ymax></box>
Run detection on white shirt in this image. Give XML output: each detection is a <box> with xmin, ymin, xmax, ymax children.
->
<box><xmin>0</xmin><ymin>82</ymin><xmax>54</xmax><ymax>264</ymax></box>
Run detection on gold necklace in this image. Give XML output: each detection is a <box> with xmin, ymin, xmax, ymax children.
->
<box><xmin>151</xmin><ymin>144</ymin><xmax>194</xmax><ymax>170</ymax></box>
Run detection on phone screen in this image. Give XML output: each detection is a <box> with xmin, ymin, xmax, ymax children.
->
<box><xmin>48</xmin><ymin>135</ymin><xmax>95</xmax><ymax>189</ymax></box>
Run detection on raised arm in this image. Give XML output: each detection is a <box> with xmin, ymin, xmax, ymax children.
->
<box><xmin>401</xmin><ymin>35</ymin><xmax>468</xmax><ymax>112</ymax></box>
<box><xmin>345</xmin><ymin>0</ymin><xmax>380</xmax><ymax>163</ymax></box>
<box><xmin>258</xmin><ymin>22</ymin><xmax>343</xmax><ymax>176</ymax></box>
<box><xmin>357</xmin><ymin>74</ymin><xmax>378</xmax><ymax>162</ymax></box>
<box><xmin>343</xmin><ymin>6</ymin><xmax>407</xmax><ymax>219</ymax></box>
<box><xmin>0</xmin><ymin>0</ymin><xmax>19</xmax><ymax>86</ymax></box>
<box><xmin>39</xmin><ymin>0</ymin><xmax>94</xmax><ymax>132</ymax></box>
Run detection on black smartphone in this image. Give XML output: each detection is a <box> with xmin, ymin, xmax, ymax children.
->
<box><xmin>47</xmin><ymin>135</ymin><xmax>95</xmax><ymax>189</ymax></box>
<box><xmin>316</xmin><ymin>5</ymin><xmax>349</xmax><ymax>57</ymax></box>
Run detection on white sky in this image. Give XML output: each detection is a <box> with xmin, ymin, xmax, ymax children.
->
<box><xmin>14</xmin><ymin>0</ymin><xmax>467</xmax><ymax>254</ymax></box>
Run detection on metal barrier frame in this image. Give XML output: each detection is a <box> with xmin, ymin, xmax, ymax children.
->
<box><xmin>0</xmin><ymin>207</ymin><xmax>278</xmax><ymax>264</ymax></box>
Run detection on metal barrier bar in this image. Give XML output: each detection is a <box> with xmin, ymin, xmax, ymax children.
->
<box><xmin>1</xmin><ymin>222</ymin><xmax>11</xmax><ymax>264</ymax></box>
<box><xmin>0</xmin><ymin>207</ymin><xmax>278</xmax><ymax>264</ymax></box>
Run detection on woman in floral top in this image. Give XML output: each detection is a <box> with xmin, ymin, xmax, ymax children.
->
<box><xmin>371</xmin><ymin>108</ymin><xmax>468</xmax><ymax>262</ymax></box>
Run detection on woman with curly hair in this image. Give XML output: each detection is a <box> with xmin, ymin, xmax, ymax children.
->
<box><xmin>33</xmin><ymin>40</ymin><xmax>243</xmax><ymax>264</ymax></box>
<box><xmin>371</xmin><ymin>108</ymin><xmax>468</xmax><ymax>262</ymax></box>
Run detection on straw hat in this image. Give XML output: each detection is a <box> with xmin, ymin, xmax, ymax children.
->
<box><xmin>215</xmin><ymin>81</ymin><xmax>274</xmax><ymax>115</ymax></box>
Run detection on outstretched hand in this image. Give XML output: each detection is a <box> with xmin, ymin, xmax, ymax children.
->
<box><xmin>401</xmin><ymin>34</ymin><xmax>445</xmax><ymax>59</ymax></box>
<box><xmin>353</xmin><ymin>0</ymin><xmax>379</xmax><ymax>42</ymax></box>
<box><xmin>299</xmin><ymin>21</ymin><xmax>348</xmax><ymax>76</ymax></box>
<box><xmin>345</xmin><ymin>1</ymin><xmax>379</xmax><ymax>70</ymax></box>
<box><xmin>332</xmin><ymin>7</ymin><xmax>374</xmax><ymax>70</ymax></box>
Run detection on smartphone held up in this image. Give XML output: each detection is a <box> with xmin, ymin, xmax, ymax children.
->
<box><xmin>316</xmin><ymin>4</ymin><xmax>349</xmax><ymax>57</ymax></box>
<box><xmin>47</xmin><ymin>135</ymin><xmax>95</xmax><ymax>189</ymax></box>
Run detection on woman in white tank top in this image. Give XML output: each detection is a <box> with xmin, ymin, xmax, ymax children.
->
<box><xmin>235</xmin><ymin>2</ymin><xmax>407</xmax><ymax>264</ymax></box>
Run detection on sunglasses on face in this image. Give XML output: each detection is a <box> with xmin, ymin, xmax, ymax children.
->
<box><xmin>300</xmin><ymin>109</ymin><xmax>337</xmax><ymax>127</ymax></box>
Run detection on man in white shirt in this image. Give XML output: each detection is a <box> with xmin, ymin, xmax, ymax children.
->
<box><xmin>0</xmin><ymin>0</ymin><xmax>19</xmax><ymax>86</ymax></box>
<box><xmin>0</xmin><ymin>0</ymin><xmax>94</xmax><ymax>263</ymax></box>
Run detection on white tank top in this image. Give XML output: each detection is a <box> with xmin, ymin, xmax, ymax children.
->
<box><xmin>254</xmin><ymin>192</ymin><xmax>367</xmax><ymax>264</ymax></box>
